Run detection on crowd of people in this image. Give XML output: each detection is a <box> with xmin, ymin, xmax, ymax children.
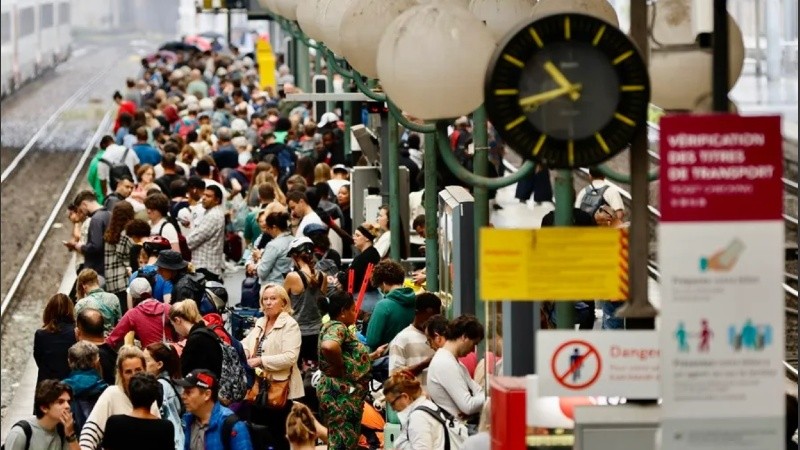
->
<box><xmin>10</xmin><ymin>38</ymin><xmax>505</xmax><ymax>450</ymax></box>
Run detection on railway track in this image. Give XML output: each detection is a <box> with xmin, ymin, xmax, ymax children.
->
<box><xmin>0</xmin><ymin>110</ymin><xmax>112</xmax><ymax>318</ymax></box>
<box><xmin>0</xmin><ymin>65</ymin><xmax>113</xmax><ymax>184</ymax></box>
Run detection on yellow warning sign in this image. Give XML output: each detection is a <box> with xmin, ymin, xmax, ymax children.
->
<box><xmin>256</xmin><ymin>38</ymin><xmax>277</xmax><ymax>93</ymax></box>
<box><xmin>479</xmin><ymin>227</ymin><xmax>628</xmax><ymax>301</ymax></box>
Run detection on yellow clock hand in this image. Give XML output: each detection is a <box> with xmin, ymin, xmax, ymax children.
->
<box><xmin>543</xmin><ymin>61</ymin><xmax>580</xmax><ymax>101</ymax></box>
<box><xmin>518</xmin><ymin>84</ymin><xmax>583</xmax><ymax>109</ymax></box>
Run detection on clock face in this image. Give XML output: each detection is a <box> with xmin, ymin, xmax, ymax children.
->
<box><xmin>484</xmin><ymin>13</ymin><xmax>650</xmax><ymax>169</ymax></box>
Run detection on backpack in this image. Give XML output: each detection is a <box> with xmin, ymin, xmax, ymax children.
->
<box><xmin>221</xmin><ymin>413</ymin><xmax>272</xmax><ymax>450</ymax></box>
<box><xmin>173</xmin><ymin>271</ymin><xmax>207</xmax><ymax>306</ymax></box>
<box><xmin>2</xmin><ymin>421</ymin><xmax>32</xmax><ymax>450</ymax></box>
<box><xmin>578</xmin><ymin>184</ymin><xmax>610</xmax><ymax>216</ymax></box>
<box><xmin>410</xmin><ymin>405</ymin><xmax>470</xmax><ymax>450</ymax></box>
<box><xmin>158</xmin><ymin>220</ymin><xmax>192</xmax><ymax>262</ymax></box>
<box><xmin>198</xmin><ymin>328</ymin><xmax>247</xmax><ymax>405</ymax></box>
<box><xmin>99</xmin><ymin>147</ymin><xmax>134</xmax><ymax>191</ymax></box>
<box><xmin>70</xmin><ymin>390</ymin><xmax>103</xmax><ymax>434</ymax></box>
<box><xmin>275</xmin><ymin>145</ymin><xmax>296</xmax><ymax>184</ymax></box>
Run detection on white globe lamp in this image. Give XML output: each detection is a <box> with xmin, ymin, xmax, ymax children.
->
<box><xmin>531</xmin><ymin>0</ymin><xmax>619</xmax><ymax>27</ymax></box>
<box><xmin>296</xmin><ymin>0</ymin><xmax>324</xmax><ymax>43</ymax></box>
<box><xmin>377</xmin><ymin>1</ymin><xmax>497</xmax><ymax>119</ymax></box>
<box><xmin>316</xmin><ymin>0</ymin><xmax>357</xmax><ymax>56</ymax></box>
<box><xmin>468</xmin><ymin>0</ymin><xmax>538</xmax><ymax>43</ymax></box>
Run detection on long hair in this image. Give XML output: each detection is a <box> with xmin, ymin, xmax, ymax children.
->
<box><xmin>42</xmin><ymin>293</ymin><xmax>75</xmax><ymax>333</ymax></box>
<box><xmin>145</xmin><ymin>342</ymin><xmax>182</xmax><ymax>379</ymax></box>
<box><xmin>286</xmin><ymin>403</ymin><xmax>317</xmax><ymax>446</ymax></box>
<box><xmin>104</xmin><ymin>201</ymin><xmax>135</xmax><ymax>244</ymax></box>
<box><xmin>115</xmin><ymin>345</ymin><xmax>146</xmax><ymax>392</ymax></box>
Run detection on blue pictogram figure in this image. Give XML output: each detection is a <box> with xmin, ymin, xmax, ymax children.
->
<box><xmin>675</xmin><ymin>322</ymin><xmax>690</xmax><ymax>352</ymax></box>
<box><xmin>569</xmin><ymin>348</ymin><xmax>583</xmax><ymax>381</ymax></box>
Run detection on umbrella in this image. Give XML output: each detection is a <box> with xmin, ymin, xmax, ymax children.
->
<box><xmin>159</xmin><ymin>41</ymin><xmax>201</xmax><ymax>53</ymax></box>
<box><xmin>199</xmin><ymin>31</ymin><xmax>225</xmax><ymax>40</ymax></box>
<box><xmin>184</xmin><ymin>35</ymin><xmax>213</xmax><ymax>52</ymax></box>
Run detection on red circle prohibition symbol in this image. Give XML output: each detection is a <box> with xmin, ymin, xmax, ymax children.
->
<box><xmin>550</xmin><ymin>339</ymin><xmax>602</xmax><ymax>390</ymax></box>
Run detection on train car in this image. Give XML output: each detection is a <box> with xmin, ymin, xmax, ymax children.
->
<box><xmin>38</xmin><ymin>1</ymin><xmax>57</xmax><ymax>67</ymax></box>
<box><xmin>0</xmin><ymin>0</ymin><xmax>71</xmax><ymax>98</ymax></box>
<box><xmin>1</xmin><ymin>1</ymin><xmax>15</xmax><ymax>96</ymax></box>
<box><xmin>55</xmin><ymin>1</ymin><xmax>71</xmax><ymax>62</ymax></box>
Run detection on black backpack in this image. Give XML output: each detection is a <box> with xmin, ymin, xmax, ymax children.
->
<box><xmin>99</xmin><ymin>147</ymin><xmax>134</xmax><ymax>191</ymax></box>
<box><xmin>578</xmin><ymin>185</ymin><xmax>610</xmax><ymax>216</ymax></box>
<box><xmin>70</xmin><ymin>391</ymin><xmax>102</xmax><ymax>434</ymax></box>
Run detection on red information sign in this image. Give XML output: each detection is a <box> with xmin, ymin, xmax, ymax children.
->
<box><xmin>659</xmin><ymin>114</ymin><xmax>783</xmax><ymax>222</ymax></box>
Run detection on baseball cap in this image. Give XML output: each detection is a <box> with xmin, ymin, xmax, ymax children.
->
<box><xmin>127</xmin><ymin>277</ymin><xmax>152</xmax><ymax>300</ymax></box>
<box><xmin>175</xmin><ymin>369</ymin><xmax>218</xmax><ymax>391</ymax></box>
<box><xmin>303</xmin><ymin>223</ymin><xmax>328</xmax><ymax>237</ymax></box>
<box><xmin>331</xmin><ymin>164</ymin><xmax>349</xmax><ymax>174</ymax></box>
<box><xmin>318</xmin><ymin>112</ymin><xmax>339</xmax><ymax>128</ymax></box>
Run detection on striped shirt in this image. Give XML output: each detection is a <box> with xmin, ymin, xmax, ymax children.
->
<box><xmin>389</xmin><ymin>324</ymin><xmax>434</xmax><ymax>386</ymax></box>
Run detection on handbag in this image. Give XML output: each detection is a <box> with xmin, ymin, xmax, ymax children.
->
<box><xmin>256</xmin><ymin>367</ymin><xmax>292</xmax><ymax>410</ymax></box>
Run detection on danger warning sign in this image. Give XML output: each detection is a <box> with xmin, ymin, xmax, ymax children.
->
<box><xmin>551</xmin><ymin>340</ymin><xmax>602</xmax><ymax>390</ymax></box>
<box><xmin>537</xmin><ymin>330</ymin><xmax>661</xmax><ymax>398</ymax></box>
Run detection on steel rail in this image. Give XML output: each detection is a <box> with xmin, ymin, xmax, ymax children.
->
<box><xmin>1</xmin><ymin>110</ymin><xmax>112</xmax><ymax>318</ymax></box>
<box><xmin>1</xmin><ymin>65</ymin><xmax>112</xmax><ymax>184</ymax></box>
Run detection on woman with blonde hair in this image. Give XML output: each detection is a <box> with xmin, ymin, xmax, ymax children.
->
<box><xmin>103</xmin><ymin>201</ymin><xmax>135</xmax><ymax>314</ymax></box>
<box><xmin>168</xmin><ymin>300</ymin><xmax>222</xmax><ymax>378</ymax></box>
<box><xmin>383</xmin><ymin>371</ymin><xmax>446</xmax><ymax>450</ymax></box>
<box><xmin>242</xmin><ymin>283</ymin><xmax>304</xmax><ymax>450</ymax></box>
<box><xmin>313</xmin><ymin>162</ymin><xmax>331</xmax><ymax>186</ymax></box>
<box><xmin>286</xmin><ymin>402</ymin><xmax>328</xmax><ymax>450</ymax></box>
<box><xmin>79</xmin><ymin>345</ymin><xmax>160</xmax><ymax>450</ymax></box>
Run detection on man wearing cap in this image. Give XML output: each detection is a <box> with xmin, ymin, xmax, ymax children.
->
<box><xmin>178</xmin><ymin>369</ymin><xmax>253</xmax><ymax>450</ymax></box>
<box><xmin>328</xmin><ymin>164</ymin><xmax>350</xmax><ymax>197</ymax></box>
<box><xmin>155</xmin><ymin>250</ymin><xmax>204</xmax><ymax>306</ymax></box>
<box><xmin>105</xmin><ymin>278</ymin><xmax>174</xmax><ymax>349</ymax></box>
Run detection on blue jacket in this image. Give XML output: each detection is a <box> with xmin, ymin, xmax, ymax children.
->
<box><xmin>182</xmin><ymin>402</ymin><xmax>252</xmax><ymax>450</ymax></box>
<box><xmin>132</xmin><ymin>142</ymin><xmax>162</xmax><ymax>166</ymax></box>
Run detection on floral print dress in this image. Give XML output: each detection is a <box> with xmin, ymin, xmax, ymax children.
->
<box><xmin>316</xmin><ymin>320</ymin><xmax>371</xmax><ymax>450</ymax></box>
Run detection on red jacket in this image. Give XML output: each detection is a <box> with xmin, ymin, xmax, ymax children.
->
<box><xmin>113</xmin><ymin>100</ymin><xmax>137</xmax><ymax>133</ymax></box>
<box><xmin>106</xmin><ymin>299</ymin><xmax>174</xmax><ymax>349</ymax></box>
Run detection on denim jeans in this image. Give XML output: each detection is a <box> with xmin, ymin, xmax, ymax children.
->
<box><xmin>601</xmin><ymin>301</ymin><xmax>625</xmax><ymax>329</ymax></box>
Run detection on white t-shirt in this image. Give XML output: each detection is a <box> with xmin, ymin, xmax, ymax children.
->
<box><xmin>389</xmin><ymin>324</ymin><xmax>434</xmax><ymax>386</ymax></box>
<box><xmin>374</xmin><ymin>231</ymin><xmax>390</xmax><ymax>258</ymax></box>
<box><xmin>296</xmin><ymin>211</ymin><xmax>324</xmax><ymax>237</ymax></box>
<box><xmin>154</xmin><ymin>162</ymin><xmax>191</xmax><ymax>179</ymax></box>
<box><xmin>574</xmin><ymin>179</ymin><xmax>625</xmax><ymax>212</ymax></box>
<box><xmin>327</xmin><ymin>179</ymin><xmax>349</xmax><ymax>197</ymax></box>
<box><xmin>151</xmin><ymin>217</ymin><xmax>179</xmax><ymax>245</ymax></box>
<box><xmin>97</xmin><ymin>144</ymin><xmax>140</xmax><ymax>193</ymax></box>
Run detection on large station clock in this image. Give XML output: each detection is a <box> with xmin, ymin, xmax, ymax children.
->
<box><xmin>484</xmin><ymin>13</ymin><xmax>650</xmax><ymax>169</ymax></box>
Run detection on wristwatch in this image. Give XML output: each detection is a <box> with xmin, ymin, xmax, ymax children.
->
<box><xmin>66</xmin><ymin>433</ymin><xmax>78</xmax><ymax>443</ymax></box>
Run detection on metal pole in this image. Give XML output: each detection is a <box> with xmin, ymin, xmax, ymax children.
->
<box><xmin>765</xmin><ymin>0</ymin><xmax>782</xmax><ymax>80</ymax></box>
<box><xmin>326</xmin><ymin>66</ymin><xmax>335</xmax><ymax>118</ymax></box>
<box><xmin>615</xmin><ymin>0</ymin><xmax>657</xmax><ymax>324</ymax></box>
<box><xmin>754</xmin><ymin>0</ymin><xmax>762</xmax><ymax>77</ymax></box>
<box><xmin>713</xmin><ymin>0</ymin><xmax>730</xmax><ymax>111</ymax></box>
<box><xmin>424</xmin><ymin>129</ymin><xmax>439</xmax><ymax>292</ymax></box>
<box><xmin>472</xmin><ymin>106</ymin><xmax>489</xmax><ymax>330</ymax></box>
<box><xmin>226</xmin><ymin>8</ymin><xmax>232</xmax><ymax>49</ymax></box>
<box><xmin>387</xmin><ymin>114</ymin><xmax>402</xmax><ymax>261</ymax></box>
<box><xmin>553</xmin><ymin>169</ymin><xmax>575</xmax><ymax>329</ymax></box>
<box><xmin>343</xmin><ymin>83</ymin><xmax>352</xmax><ymax>161</ymax></box>
<box><xmin>295</xmin><ymin>38</ymin><xmax>310</xmax><ymax>93</ymax></box>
